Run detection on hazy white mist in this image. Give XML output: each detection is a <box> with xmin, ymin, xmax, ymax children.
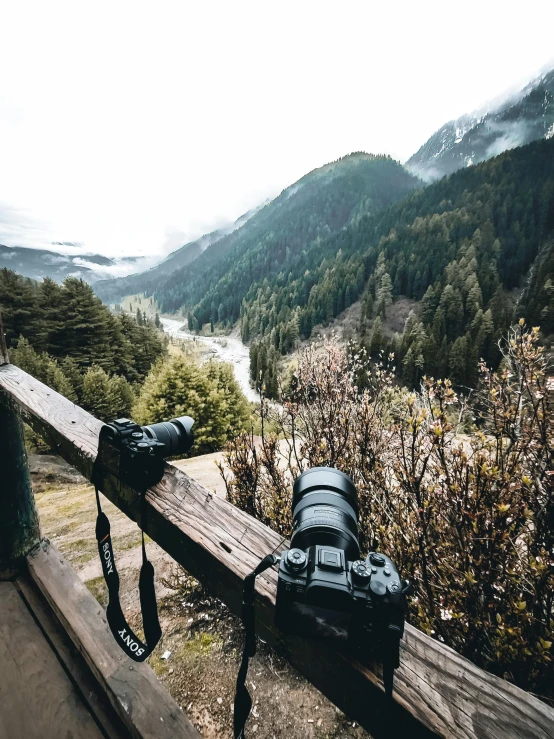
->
<box><xmin>0</xmin><ymin>0</ymin><xmax>553</xmax><ymax>267</ymax></box>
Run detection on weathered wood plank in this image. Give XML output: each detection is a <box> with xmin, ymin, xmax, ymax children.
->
<box><xmin>16</xmin><ymin>571</ymin><xmax>132</xmax><ymax>739</ymax></box>
<box><xmin>0</xmin><ymin>581</ymin><xmax>104</xmax><ymax>739</ymax></box>
<box><xmin>26</xmin><ymin>541</ymin><xmax>200</xmax><ymax>739</ymax></box>
<box><xmin>0</xmin><ymin>354</ymin><xmax>40</xmax><ymax>575</ymax></box>
<box><xmin>2</xmin><ymin>363</ymin><xmax>554</xmax><ymax>739</ymax></box>
<box><xmin>0</xmin><ymin>313</ymin><xmax>8</xmax><ymax>365</ymax></box>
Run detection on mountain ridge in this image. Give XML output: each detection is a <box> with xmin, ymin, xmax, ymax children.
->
<box><xmin>239</xmin><ymin>136</ymin><xmax>554</xmax><ymax>389</ymax></box>
<box><xmin>407</xmin><ymin>68</ymin><xmax>554</xmax><ymax>181</ymax></box>
<box><xmin>148</xmin><ymin>153</ymin><xmax>421</xmax><ymax>324</ymax></box>
<box><xmin>0</xmin><ymin>243</ymin><xmax>118</xmax><ymax>282</ymax></box>
<box><xmin>93</xmin><ymin>205</ymin><xmax>263</xmax><ymax>304</ymax></box>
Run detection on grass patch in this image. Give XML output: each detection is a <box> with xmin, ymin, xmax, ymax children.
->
<box><xmin>179</xmin><ymin>631</ymin><xmax>220</xmax><ymax>656</ymax></box>
<box><xmin>85</xmin><ymin>576</ymin><xmax>108</xmax><ymax>607</ymax></box>
<box><xmin>148</xmin><ymin>652</ymin><xmax>168</xmax><ymax>677</ymax></box>
<box><xmin>116</xmin><ymin>531</ymin><xmax>144</xmax><ymax>551</ymax></box>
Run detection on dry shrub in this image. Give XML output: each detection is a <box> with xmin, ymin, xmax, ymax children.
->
<box><xmin>221</xmin><ymin>323</ymin><xmax>553</xmax><ymax>695</ymax></box>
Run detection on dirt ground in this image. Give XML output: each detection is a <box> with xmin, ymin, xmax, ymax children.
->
<box><xmin>30</xmin><ymin>454</ymin><xmax>369</xmax><ymax>739</ymax></box>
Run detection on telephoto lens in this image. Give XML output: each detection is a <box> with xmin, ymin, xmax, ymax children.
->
<box><xmin>143</xmin><ymin>416</ymin><xmax>194</xmax><ymax>456</ymax></box>
<box><xmin>291</xmin><ymin>466</ymin><xmax>360</xmax><ymax>561</ymax></box>
<box><xmin>275</xmin><ymin>465</ymin><xmax>409</xmax><ymax>698</ymax></box>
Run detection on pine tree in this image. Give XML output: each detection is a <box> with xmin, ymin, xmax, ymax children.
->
<box><xmin>61</xmin><ymin>278</ymin><xmax>118</xmax><ymax>371</ymax></box>
<box><xmin>82</xmin><ymin>366</ymin><xmax>117</xmax><ymax>421</ymax></box>
<box><xmin>59</xmin><ymin>357</ymin><xmax>84</xmax><ymax>401</ymax></box>
<box><xmin>37</xmin><ymin>278</ymin><xmax>64</xmax><ymax>354</ymax></box>
<box><xmin>361</xmin><ymin>291</ymin><xmax>374</xmax><ymax>321</ymax></box>
<box><xmin>420</xmin><ymin>285</ymin><xmax>438</xmax><ymax>325</ymax></box>
<box><xmin>448</xmin><ymin>336</ymin><xmax>467</xmax><ymax>386</ymax></box>
<box><xmin>0</xmin><ymin>268</ymin><xmax>38</xmax><ymax>346</ymax></box>
<box><xmin>375</xmin><ymin>273</ymin><xmax>393</xmax><ymax>318</ymax></box>
<box><xmin>249</xmin><ymin>343</ymin><xmax>259</xmax><ymax>385</ymax></box>
<box><xmin>133</xmin><ymin>355</ymin><xmax>249</xmax><ymax>454</ymax></box>
<box><xmin>370</xmin><ymin>316</ymin><xmax>385</xmax><ymax>355</ymax></box>
<box><xmin>242</xmin><ymin>312</ymin><xmax>250</xmax><ymax>342</ymax></box>
<box><xmin>10</xmin><ymin>338</ymin><xmax>77</xmax><ymax>402</ymax></box>
<box><xmin>107</xmin><ymin>375</ymin><xmax>135</xmax><ymax>419</ymax></box>
<box><xmin>466</xmin><ymin>282</ymin><xmax>483</xmax><ymax>318</ymax></box>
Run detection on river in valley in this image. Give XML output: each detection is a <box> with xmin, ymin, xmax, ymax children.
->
<box><xmin>160</xmin><ymin>317</ymin><xmax>259</xmax><ymax>402</ymax></box>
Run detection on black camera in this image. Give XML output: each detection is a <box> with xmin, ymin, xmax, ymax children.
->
<box><xmin>275</xmin><ymin>467</ymin><xmax>409</xmax><ymax>691</ymax></box>
<box><xmin>97</xmin><ymin>416</ymin><xmax>194</xmax><ymax>490</ymax></box>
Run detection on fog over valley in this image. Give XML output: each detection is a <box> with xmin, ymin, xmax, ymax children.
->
<box><xmin>1</xmin><ymin>2</ymin><xmax>553</xmax><ymax>271</ymax></box>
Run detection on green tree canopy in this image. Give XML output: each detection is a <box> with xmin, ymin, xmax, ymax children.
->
<box><xmin>133</xmin><ymin>355</ymin><xmax>250</xmax><ymax>455</ymax></box>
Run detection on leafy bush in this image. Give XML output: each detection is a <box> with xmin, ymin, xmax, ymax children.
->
<box><xmin>221</xmin><ymin>324</ymin><xmax>553</xmax><ymax>694</ymax></box>
<box><xmin>133</xmin><ymin>354</ymin><xmax>250</xmax><ymax>455</ymax></box>
<box><xmin>10</xmin><ymin>337</ymin><xmax>135</xmax><ymax>423</ymax></box>
<box><xmin>81</xmin><ymin>366</ymin><xmax>135</xmax><ymax>421</ymax></box>
<box><xmin>10</xmin><ymin>337</ymin><xmax>77</xmax><ymax>401</ymax></box>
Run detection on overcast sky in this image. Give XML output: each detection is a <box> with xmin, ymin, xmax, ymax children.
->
<box><xmin>1</xmin><ymin>0</ymin><xmax>553</xmax><ymax>263</ymax></box>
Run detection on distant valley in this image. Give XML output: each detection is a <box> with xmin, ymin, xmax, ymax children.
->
<box><xmin>2</xmin><ymin>66</ymin><xmax>553</xmax><ymax>397</ymax></box>
<box><xmin>0</xmin><ymin>243</ymin><xmax>144</xmax><ymax>283</ymax></box>
<box><xmin>3</xmin><ymin>67</ymin><xmax>553</xmax><ymax>297</ymax></box>
<box><xmin>93</xmin><ymin>205</ymin><xmax>262</xmax><ymax>304</ymax></box>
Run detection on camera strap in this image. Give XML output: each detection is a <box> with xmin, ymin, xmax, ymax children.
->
<box><xmin>92</xmin><ymin>453</ymin><xmax>161</xmax><ymax>662</ymax></box>
<box><xmin>234</xmin><ymin>553</ymin><xmax>278</xmax><ymax>739</ymax></box>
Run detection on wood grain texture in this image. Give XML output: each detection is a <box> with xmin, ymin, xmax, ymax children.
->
<box><xmin>0</xmin><ymin>581</ymin><xmax>104</xmax><ymax>739</ymax></box>
<box><xmin>27</xmin><ymin>542</ymin><xmax>200</xmax><ymax>739</ymax></box>
<box><xmin>2</xmin><ymin>363</ymin><xmax>553</xmax><ymax>739</ymax></box>
<box><xmin>16</xmin><ymin>572</ymin><xmax>132</xmax><ymax>739</ymax></box>
<box><xmin>0</xmin><ymin>375</ymin><xmax>40</xmax><ymax>575</ymax></box>
<box><xmin>0</xmin><ymin>312</ymin><xmax>8</xmax><ymax>365</ymax></box>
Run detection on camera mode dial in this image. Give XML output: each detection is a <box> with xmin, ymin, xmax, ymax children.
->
<box><xmin>351</xmin><ymin>560</ymin><xmax>371</xmax><ymax>583</ymax></box>
<box><xmin>286</xmin><ymin>549</ymin><xmax>307</xmax><ymax>572</ymax></box>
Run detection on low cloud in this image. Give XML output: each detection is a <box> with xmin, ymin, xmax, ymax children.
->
<box><xmin>0</xmin><ymin>201</ymin><xmax>55</xmax><ymax>250</ymax></box>
<box><xmin>484</xmin><ymin>119</ymin><xmax>533</xmax><ymax>158</ymax></box>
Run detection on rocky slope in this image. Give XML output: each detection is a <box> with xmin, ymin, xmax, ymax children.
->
<box><xmin>407</xmin><ymin>68</ymin><xmax>554</xmax><ymax>181</ymax></box>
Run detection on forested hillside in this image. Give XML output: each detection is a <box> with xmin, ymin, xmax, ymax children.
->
<box><xmin>245</xmin><ymin>138</ymin><xmax>554</xmax><ymax>393</ymax></box>
<box><xmin>150</xmin><ymin>154</ymin><xmax>420</xmax><ymax>323</ymax></box>
<box><xmin>517</xmin><ymin>238</ymin><xmax>554</xmax><ymax>335</ymax></box>
<box><xmin>0</xmin><ymin>270</ymin><xmax>166</xmax><ymax>419</ymax></box>
<box><xmin>94</xmin><ymin>240</ymin><xmax>203</xmax><ymax>304</ymax></box>
<box><xmin>94</xmin><ymin>207</ymin><xmax>261</xmax><ymax>304</ymax></box>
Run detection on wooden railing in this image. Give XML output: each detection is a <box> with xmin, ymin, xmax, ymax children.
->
<box><xmin>0</xmin><ymin>360</ymin><xmax>553</xmax><ymax>739</ymax></box>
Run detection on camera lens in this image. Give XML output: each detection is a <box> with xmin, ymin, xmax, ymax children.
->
<box><xmin>290</xmin><ymin>467</ymin><xmax>360</xmax><ymax>560</ymax></box>
<box><xmin>143</xmin><ymin>416</ymin><xmax>194</xmax><ymax>456</ymax></box>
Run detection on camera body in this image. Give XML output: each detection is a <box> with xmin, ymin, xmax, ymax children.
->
<box><xmin>97</xmin><ymin>416</ymin><xmax>194</xmax><ymax>491</ymax></box>
<box><xmin>275</xmin><ymin>467</ymin><xmax>408</xmax><ymax>672</ymax></box>
<box><xmin>276</xmin><ymin>546</ymin><xmax>406</xmax><ymax>653</ymax></box>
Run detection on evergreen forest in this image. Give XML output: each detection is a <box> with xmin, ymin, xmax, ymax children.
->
<box><xmin>0</xmin><ymin>271</ymin><xmax>166</xmax><ymax>420</ymax></box>
<box><xmin>146</xmin><ymin>153</ymin><xmax>420</xmax><ymax>323</ymax></box>
<box><xmin>0</xmin><ymin>269</ymin><xmax>251</xmax><ymax>451</ymax></box>
<box><xmin>245</xmin><ymin>138</ymin><xmax>554</xmax><ymax>394</ymax></box>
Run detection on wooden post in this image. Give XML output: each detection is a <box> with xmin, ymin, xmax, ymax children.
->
<box><xmin>0</xmin><ymin>312</ymin><xmax>8</xmax><ymax>365</ymax></box>
<box><xmin>0</xmin><ymin>313</ymin><xmax>40</xmax><ymax>577</ymax></box>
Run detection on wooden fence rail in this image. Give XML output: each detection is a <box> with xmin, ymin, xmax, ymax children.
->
<box><xmin>0</xmin><ymin>362</ymin><xmax>553</xmax><ymax>739</ymax></box>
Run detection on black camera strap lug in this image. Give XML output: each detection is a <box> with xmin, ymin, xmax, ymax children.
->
<box><xmin>234</xmin><ymin>554</ymin><xmax>278</xmax><ymax>739</ymax></box>
<box><xmin>92</xmin><ymin>444</ymin><xmax>162</xmax><ymax>662</ymax></box>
